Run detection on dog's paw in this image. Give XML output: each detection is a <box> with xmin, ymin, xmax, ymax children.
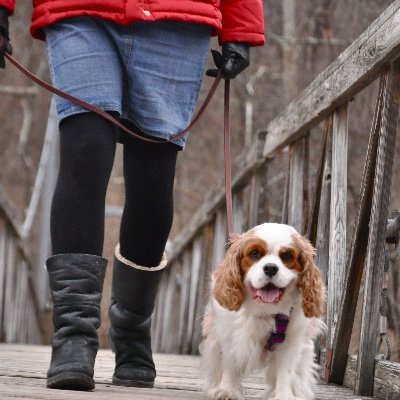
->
<box><xmin>207</xmin><ymin>387</ymin><xmax>244</xmax><ymax>400</ymax></box>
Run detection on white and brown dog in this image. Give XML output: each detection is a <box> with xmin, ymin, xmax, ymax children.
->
<box><xmin>201</xmin><ymin>223</ymin><xmax>325</xmax><ymax>400</ymax></box>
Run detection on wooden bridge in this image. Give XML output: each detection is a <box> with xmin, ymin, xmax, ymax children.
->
<box><xmin>1</xmin><ymin>2</ymin><xmax>400</xmax><ymax>400</ymax></box>
<box><xmin>0</xmin><ymin>344</ymin><xmax>378</xmax><ymax>399</ymax></box>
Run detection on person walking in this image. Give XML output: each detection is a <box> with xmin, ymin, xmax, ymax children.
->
<box><xmin>0</xmin><ymin>0</ymin><xmax>265</xmax><ymax>392</ymax></box>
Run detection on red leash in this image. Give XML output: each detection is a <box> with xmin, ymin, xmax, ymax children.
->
<box><xmin>3</xmin><ymin>51</ymin><xmax>234</xmax><ymax>234</ymax></box>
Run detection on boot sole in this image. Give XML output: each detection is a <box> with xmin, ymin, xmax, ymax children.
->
<box><xmin>47</xmin><ymin>372</ymin><xmax>95</xmax><ymax>391</ymax></box>
<box><xmin>112</xmin><ymin>375</ymin><xmax>154</xmax><ymax>388</ymax></box>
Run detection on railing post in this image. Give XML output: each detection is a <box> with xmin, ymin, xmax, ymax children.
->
<box><xmin>315</xmin><ymin>118</ymin><xmax>333</xmax><ymax>284</ymax></box>
<box><xmin>248</xmin><ymin>131</ymin><xmax>268</xmax><ymax>228</ymax></box>
<box><xmin>158</xmin><ymin>260</ymin><xmax>181</xmax><ymax>353</ymax></box>
<box><xmin>355</xmin><ymin>59</ymin><xmax>400</xmax><ymax>396</ymax></box>
<box><xmin>185</xmin><ymin>237</ymin><xmax>203</xmax><ymax>354</ymax></box>
<box><xmin>0</xmin><ymin>217</ymin><xmax>5</xmax><ymax>342</ymax></box>
<box><xmin>287</xmin><ymin>136</ymin><xmax>307</xmax><ymax>233</ymax></box>
<box><xmin>178</xmin><ymin>251</ymin><xmax>192</xmax><ymax>353</ymax></box>
<box><xmin>327</xmin><ymin>103</ymin><xmax>348</xmax><ymax>348</ymax></box>
<box><xmin>212</xmin><ymin>211</ymin><xmax>227</xmax><ymax>267</ymax></box>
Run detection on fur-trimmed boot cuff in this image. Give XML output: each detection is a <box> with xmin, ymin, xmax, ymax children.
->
<box><xmin>109</xmin><ymin>245</ymin><xmax>166</xmax><ymax>388</ymax></box>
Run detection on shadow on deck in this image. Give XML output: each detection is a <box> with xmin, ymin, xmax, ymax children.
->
<box><xmin>0</xmin><ymin>344</ymin><xmax>376</xmax><ymax>399</ymax></box>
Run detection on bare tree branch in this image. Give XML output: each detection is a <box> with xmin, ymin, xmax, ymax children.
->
<box><xmin>18</xmin><ymin>98</ymin><xmax>33</xmax><ymax>149</ymax></box>
<box><xmin>0</xmin><ymin>85</ymin><xmax>38</xmax><ymax>96</ymax></box>
<box><xmin>268</xmin><ymin>31</ymin><xmax>350</xmax><ymax>46</ymax></box>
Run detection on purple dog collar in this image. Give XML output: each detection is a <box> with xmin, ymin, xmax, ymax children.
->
<box><xmin>265</xmin><ymin>313</ymin><xmax>289</xmax><ymax>351</ymax></box>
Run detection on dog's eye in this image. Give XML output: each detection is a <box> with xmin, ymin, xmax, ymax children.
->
<box><xmin>281</xmin><ymin>251</ymin><xmax>293</xmax><ymax>261</ymax></box>
<box><xmin>248</xmin><ymin>249</ymin><xmax>261</xmax><ymax>259</ymax></box>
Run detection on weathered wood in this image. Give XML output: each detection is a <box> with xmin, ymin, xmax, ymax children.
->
<box><xmin>343</xmin><ymin>356</ymin><xmax>400</xmax><ymax>400</ymax></box>
<box><xmin>308</xmin><ymin>116</ymin><xmax>332</xmax><ymax>248</ymax></box>
<box><xmin>0</xmin><ymin>193</ymin><xmax>44</xmax><ymax>344</ymax></box>
<box><xmin>279</xmin><ymin>151</ymin><xmax>289</xmax><ymax>224</ymax></box>
<box><xmin>309</xmin><ymin>116</ymin><xmax>333</xmax><ymax>284</ymax></box>
<box><xmin>178</xmin><ymin>251</ymin><xmax>192</xmax><ymax>353</ymax></box>
<box><xmin>327</xmin><ymin>103</ymin><xmax>348</xmax><ymax>347</ymax></box>
<box><xmin>262</xmin><ymin>1</ymin><xmax>400</xmax><ymax>157</ymax></box>
<box><xmin>185</xmin><ymin>237</ymin><xmax>202</xmax><ymax>354</ymax></box>
<box><xmin>247</xmin><ymin>132</ymin><xmax>269</xmax><ymax>228</ymax></box>
<box><xmin>315</xmin><ymin>120</ymin><xmax>332</xmax><ymax>285</ymax></box>
<box><xmin>4</xmin><ymin>241</ymin><xmax>16</xmax><ymax>342</ymax></box>
<box><xmin>233</xmin><ymin>191</ymin><xmax>245</xmax><ymax>233</ymax></box>
<box><xmin>157</xmin><ymin>259</ymin><xmax>182</xmax><ymax>353</ymax></box>
<box><xmin>152</xmin><ymin>271</ymin><xmax>164</xmax><ymax>351</ymax></box>
<box><xmin>0</xmin><ymin>219</ymin><xmax>6</xmax><ymax>341</ymax></box>
<box><xmin>0</xmin><ymin>344</ymin><xmax>379</xmax><ymax>400</ymax></box>
<box><xmin>320</xmin><ymin>350</ymin><xmax>400</xmax><ymax>400</ymax></box>
<box><xmin>287</xmin><ymin>138</ymin><xmax>305</xmax><ymax>233</ymax></box>
<box><xmin>257</xmin><ymin>162</ymin><xmax>270</xmax><ymax>225</ymax></box>
<box><xmin>302</xmin><ymin>133</ymin><xmax>310</xmax><ymax>234</ymax></box>
<box><xmin>248</xmin><ymin>171</ymin><xmax>261</xmax><ymax>228</ymax></box>
<box><xmin>356</xmin><ymin>59</ymin><xmax>400</xmax><ymax>397</ymax></box>
<box><xmin>212</xmin><ymin>211</ymin><xmax>227</xmax><ymax>268</ymax></box>
<box><xmin>373</xmin><ymin>361</ymin><xmax>400</xmax><ymax>400</ymax></box>
<box><xmin>328</xmin><ymin>72</ymin><xmax>388</xmax><ymax>385</ymax></box>
<box><xmin>191</xmin><ymin>225</ymin><xmax>214</xmax><ymax>354</ymax></box>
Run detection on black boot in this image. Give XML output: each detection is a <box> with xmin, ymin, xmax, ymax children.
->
<box><xmin>109</xmin><ymin>244</ymin><xmax>166</xmax><ymax>388</ymax></box>
<box><xmin>46</xmin><ymin>253</ymin><xmax>107</xmax><ymax>391</ymax></box>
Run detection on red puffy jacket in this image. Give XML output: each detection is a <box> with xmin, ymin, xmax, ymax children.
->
<box><xmin>0</xmin><ymin>0</ymin><xmax>265</xmax><ymax>45</ymax></box>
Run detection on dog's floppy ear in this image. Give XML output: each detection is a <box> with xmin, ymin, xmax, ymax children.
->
<box><xmin>294</xmin><ymin>234</ymin><xmax>325</xmax><ymax>318</ymax></box>
<box><xmin>213</xmin><ymin>233</ymin><xmax>244</xmax><ymax>311</ymax></box>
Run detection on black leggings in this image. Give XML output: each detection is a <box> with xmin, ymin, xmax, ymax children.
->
<box><xmin>50</xmin><ymin>112</ymin><xmax>178</xmax><ymax>267</ymax></box>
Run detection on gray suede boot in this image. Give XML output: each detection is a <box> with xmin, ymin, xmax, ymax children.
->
<box><xmin>109</xmin><ymin>244</ymin><xmax>167</xmax><ymax>388</ymax></box>
<box><xmin>46</xmin><ymin>253</ymin><xmax>107</xmax><ymax>391</ymax></box>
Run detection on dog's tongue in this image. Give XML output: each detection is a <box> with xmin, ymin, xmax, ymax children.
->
<box><xmin>256</xmin><ymin>285</ymin><xmax>280</xmax><ymax>303</ymax></box>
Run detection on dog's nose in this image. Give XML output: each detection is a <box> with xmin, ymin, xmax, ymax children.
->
<box><xmin>263</xmin><ymin>263</ymin><xmax>278</xmax><ymax>278</ymax></box>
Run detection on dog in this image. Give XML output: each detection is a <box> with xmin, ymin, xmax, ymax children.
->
<box><xmin>201</xmin><ymin>223</ymin><xmax>326</xmax><ymax>400</ymax></box>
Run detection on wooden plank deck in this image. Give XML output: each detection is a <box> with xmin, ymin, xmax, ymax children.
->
<box><xmin>0</xmin><ymin>344</ymin><xmax>378</xmax><ymax>399</ymax></box>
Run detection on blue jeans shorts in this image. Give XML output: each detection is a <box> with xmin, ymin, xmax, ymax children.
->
<box><xmin>45</xmin><ymin>18</ymin><xmax>211</xmax><ymax>148</ymax></box>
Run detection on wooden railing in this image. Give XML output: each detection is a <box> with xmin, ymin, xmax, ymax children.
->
<box><xmin>153</xmin><ymin>2</ymin><xmax>400</xmax><ymax>399</ymax></box>
<box><xmin>0</xmin><ymin>190</ymin><xmax>43</xmax><ymax>344</ymax></box>
<box><xmin>0</xmin><ymin>104</ymin><xmax>58</xmax><ymax>346</ymax></box>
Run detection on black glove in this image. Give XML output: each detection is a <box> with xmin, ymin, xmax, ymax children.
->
<box><xmin>206</xmin><ymin>42</ymin><xmax>250</xmax><ymax>79</ymax></box>
<box><xmin>0</xmin><ymin>7</ymin><xmax>12</xmax><ymax>69</ymax></box>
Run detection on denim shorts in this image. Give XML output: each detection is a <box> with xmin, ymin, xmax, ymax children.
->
<box><xmin>45</xmin><ymin>18</ymin><xmax>211</xmax><ymax>148</ymax></box>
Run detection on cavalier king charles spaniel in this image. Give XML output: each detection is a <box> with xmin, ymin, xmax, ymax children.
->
<box><xmin>201</xmin><ymin>223</ymin><xmax>325</xmax><ymax>400</ymax></box>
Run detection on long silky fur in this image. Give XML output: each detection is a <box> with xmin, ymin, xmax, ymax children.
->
<box><xmin>294</xmin><ymin>234</ymin><xmax>325</xmax><ymax>318</ymax></box>
<box><xmin>213</xmin><ymin>234</ymin><xmax>245</xmax><ymax>311</ymax></box>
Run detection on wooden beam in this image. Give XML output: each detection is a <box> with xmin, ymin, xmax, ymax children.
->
<box><xmin>321</xmin><ymin>349</ymin><xmax>400</xmax><ymax>400</ymax></box>
<box><xmin>287</xmin><ymin>138</ymin><xmax>305</xmax><ymax>233</ymax></box>
<box><xmin>178</xmin><ymin>251</ymin><xmax>192</xmax><ymax>353</ymax></box>
<box><xmin>263</xmin><ymin>1</ymin><xmax>400</xmax><ymax>157</ymax></box>
<box><xmin>307</xmin><ymin>116</ymin><xmax>332</xmax><ymax>286</ymax></box>
<box><xmin>344</xmin><ymin>356</ymin><xmax>400</xmax><ymax>400</ymax></box>
<box><xmin>185</xmin><ymin>237</ymin><xmax>202</xmax><ymax>353</ymax></box>
<box><xmin>248</xmin><ymin>172</ymin><xmax>261</xmax><ymax>228</ymax></box>
<box><xmin>327</xmin><ymin>104</ymin><xmax>348</xmax><ymax>347</ymax></box>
